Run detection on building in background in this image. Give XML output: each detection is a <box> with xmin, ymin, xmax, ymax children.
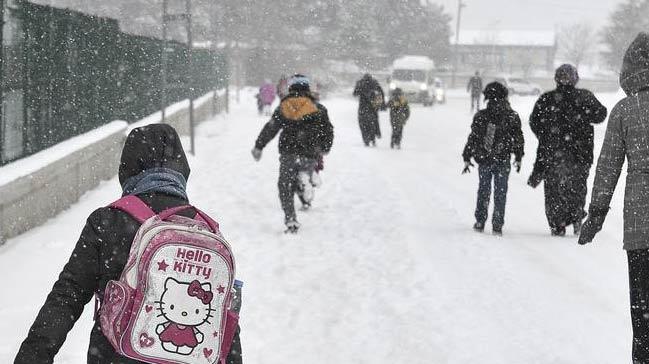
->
<box><xmin>451</xmin><ymin>30</ymin><xmax>557</xmax><ymax>78</ymax></box>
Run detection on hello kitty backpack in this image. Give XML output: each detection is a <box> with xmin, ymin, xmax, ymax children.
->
<box><xmin>99</xmin><ymin>195</ymin><xmax>238</xmax><ymax>364</ymax></box>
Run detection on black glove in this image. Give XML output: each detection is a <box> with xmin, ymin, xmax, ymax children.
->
<box><xmin>527</xmin><ymin>171</ymin><xmax>543</xmax><ymax>188</ymax></box>
<box><xmin>462</xmin><ymin>161</ymin><xmax>475</xmax><ymax>174</ymax></box>
<box><xmin>578</xmin><ymin>210</ymin><xmax>608</xmax><ymax>245</ymax></box>
<box><xmin>251</xmin><ymin>147</ymin><xmax>262</xmax><ymax>161</ymax></box>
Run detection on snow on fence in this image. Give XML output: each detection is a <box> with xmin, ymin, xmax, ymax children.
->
<box><xmin>0</xmin><ymin>91</ymin><xmax>226</xmax><ymax>244</ymax></box>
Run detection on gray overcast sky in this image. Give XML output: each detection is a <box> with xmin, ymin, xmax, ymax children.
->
<box><xmin>434</xmin><ymin>0</ymin><xmax>623</xmax><ymax>31</ymax></box>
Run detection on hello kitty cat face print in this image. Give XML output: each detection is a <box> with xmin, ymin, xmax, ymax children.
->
<box><xmin>155</xmin><ymin>278</ymin><xmax>217</xmax><ymax>355</ymax></box>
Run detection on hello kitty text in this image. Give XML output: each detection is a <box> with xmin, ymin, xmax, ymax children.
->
<box><xmin>173</xmin><ymin>248</ymin><xmax>213</xmax><ymax>279</ymax></box>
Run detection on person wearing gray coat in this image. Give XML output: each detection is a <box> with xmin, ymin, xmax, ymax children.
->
<box><xmin>579</xmin><ymin>32</ymin><xmax>649</xmax><ymax>362</ymax></box>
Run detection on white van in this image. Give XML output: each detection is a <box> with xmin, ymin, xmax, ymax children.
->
<box><xmin>388</xmin><ymin>56</ymin><xmax>436</xmax><ymax>106</ymax></box>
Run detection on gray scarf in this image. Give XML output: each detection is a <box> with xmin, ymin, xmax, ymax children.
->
<box><xmin>122</xmin><ymin>167</ymin><xmax>188</xmax><ymax>200</ymax></box>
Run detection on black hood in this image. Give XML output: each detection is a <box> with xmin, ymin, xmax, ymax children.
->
<box><xmin>118</xmin><ymin>124</ymin><xmax>190</xmax><ymax>187</ymax></box>
<box><xmin>620</xmin><ymin>32</ymin><xmax>649</xmax><ymax>95</ymax></box>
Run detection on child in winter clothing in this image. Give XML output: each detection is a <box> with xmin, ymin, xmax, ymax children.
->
<box><xmin>258</xmin><ymin>80</ymin><xmax>276</xmax><ymax>115</ymax></box>
<box><xmin>387</xmin><ymin>88</ymin><xmax>410</xmax><ymax>149</ymax></box>
<box><xmin>251</xmin><ymin>74</ymin><xmax>334</xmax><ymax>233</ymax></box>
<box><xmin>14</xmin><ymin>124</ymin><xmax>242</xmax><ymax>364</ymax></box>
<box><xmin>462</xmin><ymin>82</ymin><xmax>524</xmax><ymax>235</ymax></box>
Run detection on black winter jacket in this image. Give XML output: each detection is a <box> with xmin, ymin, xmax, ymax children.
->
<box><xmin>255</xmin><ymin>91</ymin><xmax>334</xmax><ymax>159</ymax></box>
<box><xmin>353</xmin><ymin>76</ymin><xmax>385</xmax><ymax>112</ymax></box>
<box><xmin>15</xmin><ymin>124</ymin><xmax>242</xmax><ymax>364</ymax></box>
<box><xmin>388</xmin><ymin>95</ymin><xmax>410</xmax><ymax>126</ymax></box>
<box><xmin>529</xmin><ymin>85</ymin><xmax>607</xmax><ymax>168</ymax></box>
<box><xmin>462</xmin><ymin>99</ymin><xmax>525</xmax><ymax>165</ymax></box>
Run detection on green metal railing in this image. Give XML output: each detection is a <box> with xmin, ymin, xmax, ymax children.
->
<box><xmin>0</xmin><ymin>1</ymin><xmax>228</xmax><ymax>165</ymax></box>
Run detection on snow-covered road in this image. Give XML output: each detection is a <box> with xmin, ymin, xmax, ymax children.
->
<box><xmin>0</xmin><ymin>89</ymin><xmax>632</xmax><ymax>363</ymax></box>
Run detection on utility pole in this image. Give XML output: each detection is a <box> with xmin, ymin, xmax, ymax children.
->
<box><xmin>210</xmin><ymin>0</ymin><xmax>218</xmax><ymax>116</ymax></box>
<box><xmin>0</xmin><ymin>0</ymin><xmax>6</xmax><ymax>164</ymax></box>
<box><xmin>161</xmin><ymin>0</ymin><xmax>195</xmax><ymax>155</ymax></box>
<box><xmin>451</xmin><ymin>0</ymin><xmax>466</xmax><ymax>88</ymax></box>
<box><xmin>0</xmin><ymin>0</ymin><xmax>4</xmax><ymax>165</ymax></box>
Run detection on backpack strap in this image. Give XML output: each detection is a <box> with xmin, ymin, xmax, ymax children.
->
<box><xmin>109</xmin><ymin>195</ymin><xmax>156</xmax><ymax>224</ymax></box>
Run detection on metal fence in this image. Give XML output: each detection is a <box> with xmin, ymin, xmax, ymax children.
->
<box><xmin>0</xmin><ymin>1</ymin><xmax>228</xmax><ymax>165</ymax></box>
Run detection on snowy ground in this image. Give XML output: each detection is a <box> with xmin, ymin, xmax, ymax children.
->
<box><xmin>0</xmin><ymin>89</ymin><xmax>632</xmax><ymax>363</ymax></box>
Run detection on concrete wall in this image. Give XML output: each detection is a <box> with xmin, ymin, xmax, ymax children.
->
<box><xmin>0</xmin><ymin>91</ymin><xmax>226</xmax><ymax>244</ymax></box>
<box><xmin>0</xmin><ymin>125</ymin><xmax>126</xmax><ymax>243</ymax></box>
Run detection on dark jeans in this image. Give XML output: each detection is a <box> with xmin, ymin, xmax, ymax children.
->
<box><xmin>470</xmin><ymin>93</ymin><xmax>481</xmax><ymax>112</ymax></box>
<box><xmin>628</xmin><ymin>249</ymin><xmax>649</xmax><ymax>363</ymax></box>
<box><xmin>278</xmin><ymin>154</ymin><xmax>317</xmax><ymax>222</ymax></box>
<box><xmin>543</xmin><ymin>163</ymin><xmax>589</xmax><ymax>229</ymax></box>
<box><xmin>475</xmin><ymin>162</ymin><xmax>510</xmax><ymax>229</ymax></box>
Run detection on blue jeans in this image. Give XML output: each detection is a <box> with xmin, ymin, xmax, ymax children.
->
<box><xmin>475</xmin><ymin>162</ymin><xmax>510</xmax><ymax>228</ymax></box>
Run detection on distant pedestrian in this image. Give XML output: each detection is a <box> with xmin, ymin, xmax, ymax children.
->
<box><xmin>467</xmin><ymin>70</ymin><xmax>483</xmax><ymax>112</ymax></box>
<box><xmin>353</xmin><ymin>73</ymin><xmax>385</xmax><ymax>147</ymax></box>
<box><xmin>578</xmin><ymin>32</ymin><xmax>649</xmax><ymax>364</ymax></box>
<box><xmin>251</xmin><ymin>74</ymin><xmax>334</xmax><ymax>233</ymax></box>
<box><xmin>462</xmin><ymin>82</ymin><xmax>524</xmax><ymax>236</ymax></box>
<box><xmin>258</xmin><ymin>79</ymin><xmax>276</xmax><ymax>115</ymax></box>
<box><xmin>387</xmin><ymin>88</ymin><xmax>410</xmax><ymax>149</ymax></box>
<box><xmin>529</xmin><ymin>64</ymin><xmax>607</xmax><ymax>236</ymax></box>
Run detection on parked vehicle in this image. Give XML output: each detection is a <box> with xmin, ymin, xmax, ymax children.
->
<box><xmin>494</xmin><ymin>76</ymin><xmax>542</xmax><ymax>96</ymax></box>
<box><xmin>388</xmin><ymin>56</ymin><xmax>436</xmax><ymax>106</ymax></box>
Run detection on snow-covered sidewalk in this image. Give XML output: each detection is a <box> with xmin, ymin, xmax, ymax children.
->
<box><xmin>0</xmin><ymin>89</ymin><xmax>631</xmax><ymax>363</ymax></box>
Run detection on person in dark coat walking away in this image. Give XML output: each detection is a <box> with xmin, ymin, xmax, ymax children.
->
<box><xmin>462</xmin><ymin>81</ymin><xmax>524</xmax><ymax>235</ymax></box>
<box><xmin>353</xmin><ymin>73</ymin><xmax>385</xmax><ymax>146</ymax></box>
<box><xmin>467</xmin><ymin>70</ymin><xmax>483</xmax><ymax>112</ymax></box>
<box><xmin>578</xmin><ymin>32</ymin><xmax>649</xmax><ymax>364</ymax></box>
<box><xmin>387</xmin><ymin>88</ymin><xmax>410</xmax><ymax>149</ymax></box>
<box><xmin>14</xmin><ymin>124</ymin><xmax>242</xmax><ymax>364</ymax></box>
<box><xmin>251</xmin><ymin>74</ymin><xmax>334</xmax><ymax>233</ymax></box>
<box><xmin>529</xmin><ymin>64</ymin><xmax>607</xmax><ymax>236</ymax></box>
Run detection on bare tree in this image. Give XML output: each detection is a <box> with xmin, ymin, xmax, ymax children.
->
<box><xmin>557</xmin><ymin>23</ymin><xmax>599</xmax><ymax>69</ymax></box>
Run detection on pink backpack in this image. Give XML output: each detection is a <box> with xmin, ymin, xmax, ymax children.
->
<box><xmin>99</xmin><ymin>196</ymin><xmax>238</xmax><ymax>364</ymax></box>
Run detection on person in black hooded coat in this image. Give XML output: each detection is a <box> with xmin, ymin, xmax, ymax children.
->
<box><xmin>14</xmin><ymin>124</ymin><xmax>242</xmax><ymax>364</ymax></box>
<box><xmin>353</xmin><ymin>74</ymin><xmax>385</xmax><ymax>146</ymax></box>
<box><xmin>529</xmin><ymin>64</ymin><xmax>607</xmax><ymax>236</ymax></box>
<box><xmin>462</xmin><ymin>82</ymin><xmax>524</xmax><ymax>235</ymax></box>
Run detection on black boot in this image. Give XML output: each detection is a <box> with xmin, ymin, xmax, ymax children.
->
<box><xmin>551</xmin><ymin>226</ymin><xmax>566</xmax><ymax>237</ymax></box>
<box><xmin>285</xmin><ymin>218</ymin><xmax>300</xmax><ymax>234</ymax></box>
<box><xmin>473</xmin><ymin>222</ymin><xmax>485</xmax><ymax>232</ymax></box>
<box><xmin>573</xmin><ymin>220</ymin><xmax>582</xmax><ymax>235</ymax></box>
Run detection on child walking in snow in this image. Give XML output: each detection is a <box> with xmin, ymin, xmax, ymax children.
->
<box><xmin>14</xmin><ymin>124</ymin><xmax>242</xmax><ymax>364</ymax></box>
<box><xmin>251</xmin><ymin>74</ymin><xmax>334</xmax><ymax>233</ymax></box>
<box><xmin>387</xmin><ymin>88</ymin><xmax>410</xmax><ymax>149</ymax></box>
<box><xmin>462</xmin><ymin>82</ymin><xmax>524</xmax><ymax>236</ymax></box>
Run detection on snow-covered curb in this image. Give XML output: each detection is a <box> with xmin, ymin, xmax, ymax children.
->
<box><xmin>0</xmin><ymin>120</ymin><xmax>128</xmax><ymax>187</ymax></box>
